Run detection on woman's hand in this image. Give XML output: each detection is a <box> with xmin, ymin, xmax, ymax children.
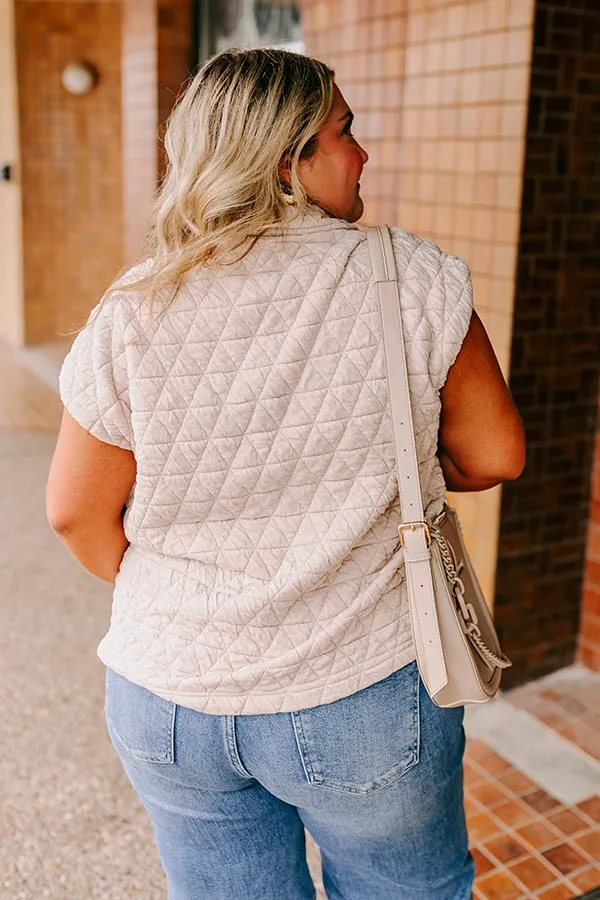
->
<box><xmin>438</xmin><ymin>311</ymin><xmax>526</xmax><ymax>492</ymax></box>
<box><xmin>46</xmin><ymin>411</ymin><xmax>137</xmax><ymax>582</ymax></box>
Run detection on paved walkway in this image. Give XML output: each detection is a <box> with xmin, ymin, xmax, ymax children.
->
<box><xmin>1</xmin><ymin>340</ymin><xmax>599</xmax><ymax>899</ymax></box>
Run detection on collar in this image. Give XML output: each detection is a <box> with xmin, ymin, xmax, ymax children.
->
<box><xmin>278</xmin><ymin>201</ymin><xmax>360</xmax><ymax>235</ymax></box>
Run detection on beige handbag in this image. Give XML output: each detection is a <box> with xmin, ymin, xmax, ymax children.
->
<box><xmin>367</xmin><ymin>225</ymin><xmax>512</xmax><ymax>707</ymax></box>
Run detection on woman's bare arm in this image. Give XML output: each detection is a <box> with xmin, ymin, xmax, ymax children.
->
<box><xmin>46</xmin><ymin>411</ymin><xmax>136</xmax><ymax>582</ymax></box>
<box><xmin>438</xmin><ymin>311</ymin><xmax>525</xmax><ymax>492</ymax></box>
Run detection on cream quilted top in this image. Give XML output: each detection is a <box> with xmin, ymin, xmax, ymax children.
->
<box><xmin>59</xmin><ymin>207</ymin><xmax>473</xmax><ymax>714</ymax></box>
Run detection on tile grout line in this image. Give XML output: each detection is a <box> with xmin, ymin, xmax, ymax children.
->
<box><xmin>466</xmin><ymin>754</ymin><xmax>600</xmax><ymax>832</ymax></box>
<box><xmin>466</xmin><ymin>749</ymin><xmax>600</xmax><ymax>897</ymax></box>
<box><xmin>468</xmin><ymin>758</ymin><xmax>597</xmax><ymax>897</ymax></box>
<box><xmin>467</xmin><ymin>781</ymin><xmax>600</xmax><ymax>863</ymax></box>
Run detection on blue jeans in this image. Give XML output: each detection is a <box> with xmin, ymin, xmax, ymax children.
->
<box><xmin>105</xmin><ymin>662</ymin><xmax>473</xmax><ymax>899</ymax></box>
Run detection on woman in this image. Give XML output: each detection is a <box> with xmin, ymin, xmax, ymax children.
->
<box><xmin>47</xmin><ymin>49</ymin><xmax>525</xmax><ymax>900</ymax></box>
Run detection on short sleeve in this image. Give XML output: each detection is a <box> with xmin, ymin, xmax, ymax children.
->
<box><xmin>59</xmin><ymin>295</ymin><xmax>133</xmax><ymax>451</ymax></box>
<box><xmin>436</xmin><ymin>253</ymin><xmax>473</xmax><ymax>390</ymax></box>
<box><xmin>389</xmin><ymin>228</ymin><xmax>474</xmax><ymax>394</ymax></box>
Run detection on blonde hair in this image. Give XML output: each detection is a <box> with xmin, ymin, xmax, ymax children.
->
<box><xmin>118</xmin><ymin>48</ymin><xmax>335</xmax><ymax>303</ymax></box>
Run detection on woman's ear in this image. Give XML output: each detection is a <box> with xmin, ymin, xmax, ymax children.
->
<box><xmin>278</xmin><ymin>156</ymin><xmax>291</xmax><ymax>188</ymax></box>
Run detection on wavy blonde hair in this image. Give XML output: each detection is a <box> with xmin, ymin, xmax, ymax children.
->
<box><xmin>117</xmin><ymin>48</ymin><xmax>335</xmax><ymax>302</ymax></box>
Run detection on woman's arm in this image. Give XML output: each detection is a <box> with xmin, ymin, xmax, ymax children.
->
<box><xmin>46</xmin><ymin>411</ymin><xmax>137</xmax><ymax>582</ymax></box>
<box><xmin>438</xmin><ymin>311</ymin><xmax>526</xmax><ymax>492</ymax></box>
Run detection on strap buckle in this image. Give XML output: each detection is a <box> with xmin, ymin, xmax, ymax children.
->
<box><xmin>398</xmin><ymin>522</ymin><xmax>431</xmax><ymax>547</ymax></box>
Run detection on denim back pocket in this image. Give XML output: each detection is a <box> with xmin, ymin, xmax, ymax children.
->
<box><xmin>105</xmin><ymin>668</ymin><xmax>176</xmax><ymax>765</ymax></box>
<box><xmin>291</xmin><ymin>662</ymin><xmax>420</xmax><ymax>795</ymax></box>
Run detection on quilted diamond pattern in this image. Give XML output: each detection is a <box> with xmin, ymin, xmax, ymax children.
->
<box><xmin>59</xmin><ymin>209</ymin><xmax>473</xmax><ymax>714</ymax></box>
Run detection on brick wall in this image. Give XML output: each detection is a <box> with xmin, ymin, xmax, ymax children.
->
<box><xmin>15</xmin><ymin>1</ymin><xmax>124</xmax><ymax>343</ymax></box>
<box><xmin>11</xmin><ymin>0</ymin><xmax>193</xmax><ymax>337</ymax></box>
<box><xmin>579</xmin><ymin>405</ymin><xmax>600</xmax><ymax>672</ymax></box>
<box><xmin>495</xmin><ymin>1</ymin><xmax>600</xmax><ymax>685</ymax></box>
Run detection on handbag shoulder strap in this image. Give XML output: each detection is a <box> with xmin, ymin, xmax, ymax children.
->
<box><xmin>365</xmin><ymin>226</ymin><xmax>425</xmax><ymax>530</ymax></box>
<box><xmin>366</xmin><ymin>225</ymin><xmax>448</xmax><ymax>694</ymax></box>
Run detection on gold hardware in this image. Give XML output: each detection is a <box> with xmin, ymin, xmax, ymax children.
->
<box><xmin>398</xmin><ymin>522</ymin><xmax>431</xmax><ymax>547</ymax></box>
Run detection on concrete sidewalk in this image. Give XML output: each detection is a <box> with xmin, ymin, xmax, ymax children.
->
<box><xmin>0</xmin><ymin>429</ymin><xmax>166</xmax><ymax>899</ymax></box>
<box><xmin>0</xmin><ymin>427</ymin><xmax>325</xmax><ymax>900</ymax></box>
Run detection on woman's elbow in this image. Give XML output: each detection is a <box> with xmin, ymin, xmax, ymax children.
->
<box><xmin>494</xmin><ymin>447</ymin><xmax>526</xmax><ymax>483</ymax></box>
<box><xmin>499</xmin><ymin>421</ymin><xmax>527</xmax><ymax>481</ymax></box>
<box><xmin>470</xmin><ymin>433</ymin><xmax>526</xmax><ymax>484</ymax></box>
<box><xmin>46</xmin><ymin>503</ymin><xmax>75</xmax><ymax>537</ymax></box>
<box><xmin>508</xmin><ymin>441</ymin><xmax>526</xmax><ymax>480</ymax></box>
<box><xmin>46</xmin><ymin>484</ymin><xmax>81</xmax><ymax>537</ymax></box>
<box><xmin>441</xmin><ymin>427</ymin><xmax>526</xmax><ymax>488</ymax></box>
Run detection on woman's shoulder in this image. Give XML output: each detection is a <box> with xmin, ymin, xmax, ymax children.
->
<box><xmin>385</xmin><ymin>226</ymin><xmax>471</xmax><ymax>302</ymax></box>
<box><xmin>387</xmin><ymin>226</ymin><xmax>466</xmax><ymax>272</ymax></box>
<box><xmin>85</xmin><ymin>259</ymin><xmax>156</xmax><ymax>337</ymax></box>
<box><xmin>107</xmin><ymin>259</ymin><xmax>155</xmax><ymax>308</ymax></box>
<box><xmin>375</xmin><ymin>226</ymin><xmax>472</xmax><ymax>333</ymax></box>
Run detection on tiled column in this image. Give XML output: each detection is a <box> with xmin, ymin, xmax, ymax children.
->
<box><xmin>302</xmin><ymin>0</ymin><xmax>536</xmax><ymax>602</ymax></box>
<box><xmin>301</xmin><ymin>1</ymin><xmax>408</xmax><ymax>227</ymax></box>
<box><xmin>122</xmin><ymin>0</ymin><xmax>157</xmax><ymax>265</ymax></box>
<box><xmin>112</xmin><ymin>0</ymin><xmax>193</xmax><ymax>263</ymax></box>
<box><xmin>0</xmin><ymin>0</ymin><xmax>24</xmax><ymax>346</ymax></box>
<box><xmin>394</xmin><ymin>0</ymin><xmax>535</xmax><ymax>602</ymax></box>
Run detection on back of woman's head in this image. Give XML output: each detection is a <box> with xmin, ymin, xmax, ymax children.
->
<box><xmin>142</xmin><ymin>48</ymin><xmax>334</xmax><ymax>295</ymax></box>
